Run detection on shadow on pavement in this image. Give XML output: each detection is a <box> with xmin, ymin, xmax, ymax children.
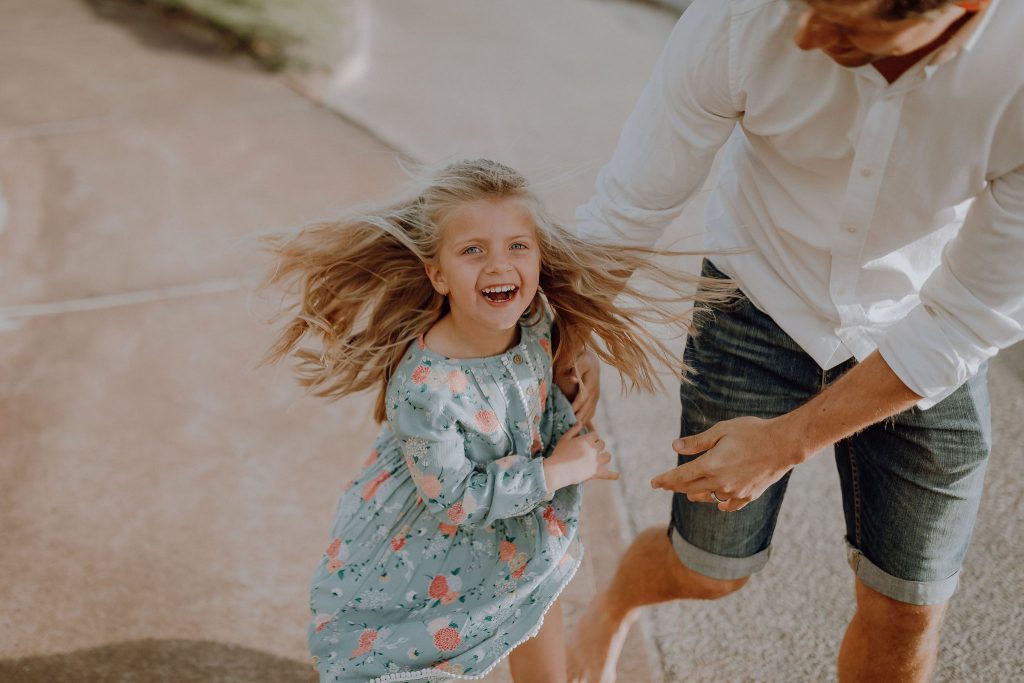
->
<box><xmin>0</xmin><ymin>639</ymin><xmax>315</xmax><ymax>683</ymax></box>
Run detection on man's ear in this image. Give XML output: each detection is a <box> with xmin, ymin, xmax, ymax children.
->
<box><xmin>424</xmin><ymin>263</ymin><xmax>448</xmax><ymax>295</ymax></box>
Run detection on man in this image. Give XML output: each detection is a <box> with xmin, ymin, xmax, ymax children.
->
<box><xmin>569</xmin><ymin>0</ymin><xmax>1021</xmax><ymax>681</ymax></box>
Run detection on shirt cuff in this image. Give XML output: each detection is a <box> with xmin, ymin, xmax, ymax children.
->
<box><xmin>877</xmin><ymin>305</ymin><xmax>990</xmax><ymax>410</ymax></box>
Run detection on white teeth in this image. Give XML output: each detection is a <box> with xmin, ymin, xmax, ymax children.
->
<box><xmin>481</xmin><ymin>285</ymin><xmax>517</xmax><ymax>294</ymax></box>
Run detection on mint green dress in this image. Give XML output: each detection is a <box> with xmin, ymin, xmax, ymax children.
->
<box><xmin>308</xmin><ymin>313</ymin><xmax>583</xmax><ymax>682</ymax></box>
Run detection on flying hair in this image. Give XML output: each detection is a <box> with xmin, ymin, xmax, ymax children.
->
<box><xmin>261</xmin><ymin>158</ymin><xmax>736</xmax><ymax>422</ymax></box>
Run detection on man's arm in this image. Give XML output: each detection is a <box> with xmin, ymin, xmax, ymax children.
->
<box><xmin>575</xmin><ymin>0</ymin><xmax>741</xmax><ymax>247</ymax></box>
<box><xmin>651</xmin><ymin>351</ymin><xmax>921</xmax><ymax>510</ymax></box>
<box><xmin>653</xmin><ymin>163</ymin><xmax>1024</xmax><ymax>508</ymax></box>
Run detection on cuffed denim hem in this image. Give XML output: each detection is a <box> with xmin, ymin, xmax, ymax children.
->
<box><xmin>846</xmin><ymin>541</ymin><xmax>959</xmax><ymax>606</ymax></box>
<box><xmin>669</xmin><ymin>525</ymin><xmax>771</xmax><ymax>580</ymax></box>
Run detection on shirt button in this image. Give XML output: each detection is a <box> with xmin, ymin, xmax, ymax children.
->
<box><xmin>859</xmin><ymin>168</ymin><xmax>874</xmax><ymax>178</ymax></box>
<box><xmin>845</xmin><ymin>225</ymin><xmax>858</xmax><ymax>234</ymax></box>
<box><xmin>512</xmin><ymin>354</ymin><xmax>523</xmax><ymax>365</ymax></box>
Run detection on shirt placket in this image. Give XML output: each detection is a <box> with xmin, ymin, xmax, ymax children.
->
<box><xmin>833</xmin><ymin>73</ymin><xmax>924</xmax><ymax>358</ymax></box>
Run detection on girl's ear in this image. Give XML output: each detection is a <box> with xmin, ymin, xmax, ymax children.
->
<box><xmin>424</xmin><ymin>263</ymin><xmax>448</xmax><ymax>295</ymax></box>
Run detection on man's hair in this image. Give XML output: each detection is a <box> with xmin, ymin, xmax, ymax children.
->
<box><xmin>810</xmin><ymin>0</ymin><xmax>959</xmax><ymax>21</ymax></box>
<box><xmin>875</xmin><ymin>0</ymin><xmax>958</xmax><ymax>20</ymax></box>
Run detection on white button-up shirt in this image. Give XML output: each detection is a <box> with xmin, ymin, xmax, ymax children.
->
<box><xmin>576</xmin><ymin>0</ymin><xmax>1024</xmax><ymax>408</ymax></box>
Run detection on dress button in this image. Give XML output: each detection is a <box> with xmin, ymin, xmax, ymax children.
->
<box><xmin>845</xmin><ymin>225</ymin><xmax>857</xmax><ymax>234</ymax></box>
<box><xmin>860</xmin><ymin>168</ymin><xmax>874</xmax><ymax>178</ymax></box>
<box><xmin>533</xmin><ymin>414</ymin><xmax>540</xmax><ymax>424</ymax></box>
<box><xmin>512</xmin><ymin>354</ymin><xmax>523</xmax><ymax>365</ymax></box>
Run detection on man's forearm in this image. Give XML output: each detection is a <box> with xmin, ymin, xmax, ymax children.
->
<box><xmin>777</xmin><ymin>351</ymin><xmax>923</xmax><ymax>460</ymax></box>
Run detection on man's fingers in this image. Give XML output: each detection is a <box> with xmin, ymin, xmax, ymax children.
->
<box><xmin>672</xmin><ymin>425</ymin><xmax>723</xmax><ymax>455</ymax></box>
<box><xmin>718</xmin><ymin>497</ymin><xmax>751</xmax><ymax>513</ymax></box>
<box><xmin>650</xmin><ymin>463</ymin><xmax>707</xmax><ymax>492</ymax></box>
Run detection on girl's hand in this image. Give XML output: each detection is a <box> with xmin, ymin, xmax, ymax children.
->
<box><xmin>542</xmin><ymin>422</ymin><xmax>619</xmax><ymax>494</ymax></box>
<box><xmin>554</xmin><ymin>350</ymin><xmax>601</xmax><ymax>428</ymax></box>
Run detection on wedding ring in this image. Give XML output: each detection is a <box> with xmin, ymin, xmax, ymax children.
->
<box><xmin>710</xmin><ymin>491</ymin><xmax>728</xmax><ymax>505</ymax></box>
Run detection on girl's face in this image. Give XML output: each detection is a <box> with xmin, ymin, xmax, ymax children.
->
<box><xmin>425</xmin><ymin>197</ymin><xmax>542</xmax><ymax>338</ymax></box>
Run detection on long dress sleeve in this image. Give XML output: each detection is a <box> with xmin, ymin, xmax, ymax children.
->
<box><xmin>388</xmin><ymin>381</ymin><xmax>553</xmax><ymax>529</ymax></box>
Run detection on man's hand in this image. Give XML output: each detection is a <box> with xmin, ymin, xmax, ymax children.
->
<box><xmin>651</xmin><ymin>416</ymin><xmax>807</xmax><ymax>511</ymax></box>
<box><xmin>554</xmin><ymin>349</ymin><xmax>601</xmax><ymax>428</ymax></box>
<box><xmin>650</xmin><ymin>351</ymin><xmax>922</xmax><ymax>511</ymax></box>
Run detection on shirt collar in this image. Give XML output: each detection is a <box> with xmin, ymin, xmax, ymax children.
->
<box><xmin>928</xmin><ymin>0</ymin><xmax>999</xmax><ymax>66</ymax></box>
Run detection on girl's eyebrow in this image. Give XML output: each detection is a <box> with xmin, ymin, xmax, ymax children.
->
<box><xmin>452</xmin><ymin>234</ymin><xmax>535</xmax><ymax>248</ymax></box>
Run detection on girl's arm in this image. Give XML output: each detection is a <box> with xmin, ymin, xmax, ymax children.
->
<box><xmin>390</xmin><ymin>385</ymin><xmax>553</xmax><ymax>528</ymax></box>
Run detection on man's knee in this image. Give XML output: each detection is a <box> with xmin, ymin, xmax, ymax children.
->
<box><xmin>854</xmin><ymin>579</ymin><xmax>946</xmax><ymax>639</ymax></box>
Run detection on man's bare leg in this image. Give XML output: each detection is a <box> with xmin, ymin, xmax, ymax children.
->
<box><xmin>837</xmin><ymin>578</ymin><xmax>947</xmax><ymax>682</ymax></box>
<box><xmin>509</xmin><ymin>598</ymin><xmax>567</xmax><ymax>683</ymax></box>
<box><xmin>567</xmin><ymin>526</ymin><xmax>747</xmax><ymax>683</ymax></box>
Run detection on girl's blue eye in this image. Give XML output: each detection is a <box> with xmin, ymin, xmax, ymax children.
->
<box><xmin>510</xmin><ymin>242</ymin><xmax>528</xmax><ymax>250</ymax></box>
<box><xmin>462</xmin><ymin>246</ymin><xmax>482</xmax><ymax>255</ymax></box>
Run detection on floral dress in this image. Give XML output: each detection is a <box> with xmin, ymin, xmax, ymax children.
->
<box><xmin>308</xmin><ymin>313</ymin><xmax>582</xmax><ymax>682</ymax></box>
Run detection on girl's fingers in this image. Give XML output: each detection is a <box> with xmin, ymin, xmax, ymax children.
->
<box><xmin>595</xmin><ymin>467</ymin><xmax>620</xmax><ymax>480</ymax></box>
<box><xmin>563</xmin><ymin>421</ymin><xmax>584</xmax><ymax>440</ymax></box>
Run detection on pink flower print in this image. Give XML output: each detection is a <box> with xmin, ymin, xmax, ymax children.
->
<box><xmin>428</xmin><ymin>575</ymin><xmax>449</xmax><ymax>599</ymax></box>
<box><xmin>313</xmin><ymin>613</ymin><xmax>333</xmax><ymax>633</ymax></box>
<box><xmin>350</xmin><ymin>628</ymin><xmax>378</xmax><ymax>658</ymax></box>
<box><xmin>475</xmin><ymin>410</ymin><xmax>500</xmax><ymax>433</ymax></box>
<box><xmin>539</xmin><ymin>380</ymin><xmax>548</xmax><ymax>411</ymax></box>
<box><xmin>434</xmin><ymin>626</ymin><xmax>462</xmax><ymax>652</ymax></box>
<box><xmin>538</xmin><ymin>337</ymin><xmax>552</xmax><ymax>357</ymax></box>
<box><xmin>447</xmin><ymin>501</ymin><xmax>467</xmax><ymax>524</ymax></box>
<box><xmin>419</xmin><ymin>474</ymin><xmax>442</xmax><ymax>499</ymax></box>
<box><xmin>327</xmin><ymin>558</ymin><xmax>343</xmax><ymax>572</ymax></box>
<box><xmin>361</xmin><ymin>471</ymin><xmax>391</xmax><ymax>501</ymax></box>
<box><xmin>500</xmin><ymin>540</ymin><xmax>517</xmax><ymax>561</ymax></box>
<box><xmin>509</xmin><ymin>551</ymin><xmax>529</xmax><ymax>573</ymax></box>
<box><xmin>495</xmin><ymin>455</ymin><xmax>517</xmax><ymax>470</ymax></box>
<box><xmin>325</xmin><ymin>538</ymin><xmax>342</xmax><ymax>559</ymax></box>
<box><xmin>543</xmin><ymin>505</ymin><xmax>566</xmax><ymax>537</ymax></box>
<box><xmin>446</xmin><ymin>369</ymin><xmax>468</xmax><ymax>393</ymax></box>
<box><xmin>438</xmin><ymin>522</ymin><xmax>458</xmax><ymax>537</ymax></box>
<box><xmin>411</xmin><ymin>364</ymin><xmax>431</xmax><ymax>384</ymax></box>
<box><xmin>440</xmin><ymin>591</ymin><xmax>460</xmax><ymax>605</ymax></box>
<box><xmin>511</xmin><ymin>565</ymin><xmax>526</xmax><ymax>579</ymax></box>
<box><xmin>363</xmin><ymin>448</ymin><xmax>379</xmax><ymax>467</ymax></box>
<box><xmin>391</xmin><ymin>535</ymin><xmax>407</xmax><ymax>552</ymax></box>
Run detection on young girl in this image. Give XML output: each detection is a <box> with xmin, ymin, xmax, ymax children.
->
<box><xmin>263</xmin><ymin>159</ymin><xmax>729</xmax><ymax>682</ymax></box>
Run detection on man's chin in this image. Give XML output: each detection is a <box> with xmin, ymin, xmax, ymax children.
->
<box><xmin>825</xmin><ymin>50</ymin><xmax>874</xmax><ymax>68</ymax></box>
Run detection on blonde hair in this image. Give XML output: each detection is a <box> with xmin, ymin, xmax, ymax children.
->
<box><xmin>262</xmin><ymin>159</ymin><xmax>734</xmax><ymax>422</ymax></box>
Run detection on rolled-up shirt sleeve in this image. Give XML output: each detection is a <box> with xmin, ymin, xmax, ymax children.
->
<box><xmin>879</xmin><ymin>164</ymin><xmax>1024</xmax><ymax>408</ymax></box>
<box><xmin>575</xmin><ymin>0</ymin><xmax>741</xmax><ymax>246</ymax></box>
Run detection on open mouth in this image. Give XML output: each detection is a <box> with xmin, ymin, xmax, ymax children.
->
<box><xmin>480</xmin><ymin>284</ymin><xmax>519</xmax><ymax>304</ymax></box>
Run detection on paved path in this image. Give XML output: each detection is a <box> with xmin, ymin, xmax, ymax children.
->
<box><xmin>1</xmin><ymin>1</ymin><xmax>1021</xmax><ymax>682</ymax></box>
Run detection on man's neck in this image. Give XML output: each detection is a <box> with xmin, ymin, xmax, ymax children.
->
<box><xmin>872</xmin><ymin>9</ymin><xmax>976</xmax><ymax>84</ymax></box>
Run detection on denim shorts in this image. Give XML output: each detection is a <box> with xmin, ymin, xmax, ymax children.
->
<box><xmin>668</xmin><ymin>260</ymin><xmax>992</xmax><ymax>605</ymax></box>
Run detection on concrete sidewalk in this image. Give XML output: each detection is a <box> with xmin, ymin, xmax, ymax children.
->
<box><xmin>1</xmin><ymin>1</ymin><xmax>1021</xmax><ymax>682</ymax></box>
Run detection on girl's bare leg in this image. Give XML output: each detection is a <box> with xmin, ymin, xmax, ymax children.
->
<box><xmin>508</xmin><ymin>598</ymin><xmax>566</xmax><ymax>683</ymax></box>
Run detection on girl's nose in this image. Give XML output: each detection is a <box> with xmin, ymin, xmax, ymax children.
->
<box><xmin>485</xmin><ymin>255</ymin><xmax>512</xmax><ymax>273</ymax></box>
<box><xmin>794</xmin><ymin>12</ymin><xmax>841</xmax><ymax>51</ymax></box>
